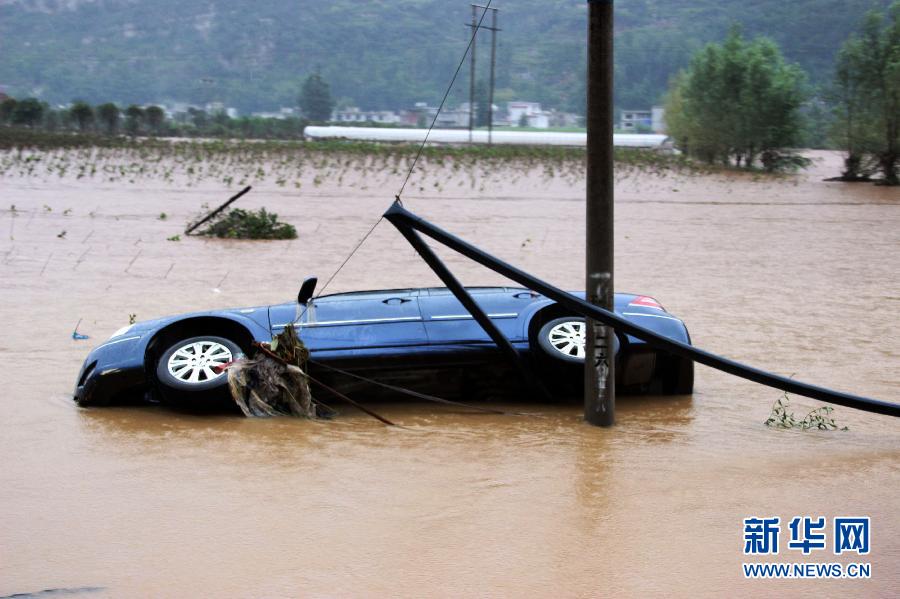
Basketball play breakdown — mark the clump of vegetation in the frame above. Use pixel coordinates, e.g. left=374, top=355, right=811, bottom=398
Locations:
left=665, top=26, right=809, bottom=172
left=227, top=324, right=317, bottom=418
left=198, top=207, right=297, bottom=240
left=829, top=2, right=900, bottom=185
left=765, top=392, right=848, bottom=431
left=166, top=234, right=181, bottom=242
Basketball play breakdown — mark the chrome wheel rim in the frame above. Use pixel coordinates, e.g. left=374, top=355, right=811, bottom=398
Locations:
left=167, top=340, right=233, bottom=384
left=547, top=321, right=585, bottom=359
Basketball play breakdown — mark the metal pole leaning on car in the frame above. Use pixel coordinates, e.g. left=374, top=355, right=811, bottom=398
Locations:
left=393, top=222, right=553, bottom=402
left=383, top=202, right=900, bottom=418
left=585, top=0, right=615, bottom=426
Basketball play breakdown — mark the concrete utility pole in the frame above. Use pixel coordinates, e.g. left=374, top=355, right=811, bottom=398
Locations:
left=468, top=5, right=501, bottom=145
left=585, top=0, right=615, bottom=426
left=468, top=4, right=478, bottom=143
left=487, top=7, right=499, bottom=145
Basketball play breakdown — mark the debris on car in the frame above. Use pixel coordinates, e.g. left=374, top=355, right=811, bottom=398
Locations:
left=226, top=325, right=318, bottom=418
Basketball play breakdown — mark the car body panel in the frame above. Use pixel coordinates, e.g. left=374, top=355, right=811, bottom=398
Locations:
left=74, top=287, right=691, bottom=406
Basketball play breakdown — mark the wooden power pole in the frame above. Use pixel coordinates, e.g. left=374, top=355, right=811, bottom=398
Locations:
left=585, top=0, right=615, bottom=426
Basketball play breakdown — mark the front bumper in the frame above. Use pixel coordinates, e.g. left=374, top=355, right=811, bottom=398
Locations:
left=73, top=334, right=149, bottom=406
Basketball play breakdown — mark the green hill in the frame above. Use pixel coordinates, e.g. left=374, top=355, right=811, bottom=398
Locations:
left=0, top=0, right=891, bottom=113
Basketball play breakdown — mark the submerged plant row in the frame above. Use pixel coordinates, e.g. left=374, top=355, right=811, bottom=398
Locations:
left=0, top=129, right=710, bottom=190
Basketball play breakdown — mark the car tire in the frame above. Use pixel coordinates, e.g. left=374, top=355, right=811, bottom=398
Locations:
left=660, top=355, right=694, bottom=395
left=536, top=317, right=620, bottom=363
left=155, top=335, right=243, bottom=409
left=537, top=317, right=588, bottom=363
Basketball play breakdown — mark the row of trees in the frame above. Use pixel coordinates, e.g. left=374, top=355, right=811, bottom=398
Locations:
left=665, top=2, right=899, bottom=183
left=0, top=97, right=310, bottom=140
left=0, top=74, right=333, bottom=137
left=0, top=98, right=167, bottom=135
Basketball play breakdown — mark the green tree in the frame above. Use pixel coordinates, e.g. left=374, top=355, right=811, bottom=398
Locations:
left=187, top=107, right=207, bottom=130
left=43, top=108, right=60, bottom=131
left=69, top=101, right=94, bottom=132
left=299, top=72, right=334, bottom=122
left=11, top=97, right=44, bottom=127
left=145, top=105, right=165, bottom=135
left=97, top=102, right=120, bottom=134
left=831, top=2, right=900, bottom=185
left=124, top=104, right=144, bottom=135
left=0, top=97, right=16, bottom=124
left=665, top=27, right=808, bottom=171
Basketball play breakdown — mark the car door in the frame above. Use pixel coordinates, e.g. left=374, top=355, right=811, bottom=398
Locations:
left=292, top=289, right=427, bottom=351
left=418, top=287, right=532, bottom=345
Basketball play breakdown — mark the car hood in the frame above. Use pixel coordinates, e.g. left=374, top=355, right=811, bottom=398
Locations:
left=105, top=305, right=271, bottom=340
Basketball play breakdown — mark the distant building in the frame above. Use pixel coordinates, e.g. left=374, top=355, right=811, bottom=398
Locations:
left=434, top=108, right=469, bottom=128
left=620, top=109, right=651, bottom=131
left=506, top=102, right=550, bottom=128
left=548, top=110, right=583, bottom=128
left=250, top=107, right=298, bottom=120
left=399, top=102, right=438, bottom=127
left=620, top=106, right=666, bottom=133
left=332, top=107, right=401, bottom=124
left=651, top=106, right=666, bottom=133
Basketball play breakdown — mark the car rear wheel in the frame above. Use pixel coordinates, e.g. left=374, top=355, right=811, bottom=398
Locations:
left=155, top=335, right=243, bottom=409
left=537, top=317, right=620, bottom=363
left=537, top=317, right=587, bottom=363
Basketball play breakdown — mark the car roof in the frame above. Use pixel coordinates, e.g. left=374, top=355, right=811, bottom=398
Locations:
left=317, top=286, right=520, bottom=299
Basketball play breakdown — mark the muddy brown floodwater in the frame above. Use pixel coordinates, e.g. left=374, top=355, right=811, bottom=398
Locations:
left=0, top=150, right=898, bottom=597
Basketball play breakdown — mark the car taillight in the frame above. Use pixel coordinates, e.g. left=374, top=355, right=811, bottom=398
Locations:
left=628, top=296, right=665, bottom=311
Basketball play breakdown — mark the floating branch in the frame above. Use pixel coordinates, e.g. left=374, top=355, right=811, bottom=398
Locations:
left=185, top=185, right=252, bottom=235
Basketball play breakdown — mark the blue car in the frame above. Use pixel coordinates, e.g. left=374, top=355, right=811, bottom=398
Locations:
left=73, top=279, right=693, bottom=409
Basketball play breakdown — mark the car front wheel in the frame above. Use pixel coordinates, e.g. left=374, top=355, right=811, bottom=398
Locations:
left=155, top=335, right=243, bottom=408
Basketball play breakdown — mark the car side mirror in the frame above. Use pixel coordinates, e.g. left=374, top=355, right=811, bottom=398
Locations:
left=297, top=276, right=318, bottom=306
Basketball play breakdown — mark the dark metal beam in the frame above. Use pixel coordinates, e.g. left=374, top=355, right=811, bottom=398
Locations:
left=390, top=220, right=551, bottom=401
left=383, top=201, right=900, bottom=418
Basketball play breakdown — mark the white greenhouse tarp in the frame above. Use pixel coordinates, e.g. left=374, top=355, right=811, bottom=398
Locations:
left=303, top=126, right=668, bottom=148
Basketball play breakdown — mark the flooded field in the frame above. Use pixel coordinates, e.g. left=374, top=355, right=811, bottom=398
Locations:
left=1, top=150, right=898, bottom=597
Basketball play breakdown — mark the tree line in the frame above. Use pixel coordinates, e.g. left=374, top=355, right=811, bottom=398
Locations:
left=0, top=98, right=311, bottom=140
left=665, top=2, right=899, bottom=184
left=0, top=72, right=332, bottom=139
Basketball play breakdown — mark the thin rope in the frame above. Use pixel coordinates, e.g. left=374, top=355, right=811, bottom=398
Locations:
left=309, top=359, right=539, bottom=417
left=396, top=0, right=493, bottom=199
left=314, top=216, right=383, bottom=299
left=308, top=2, right=493, bottom=304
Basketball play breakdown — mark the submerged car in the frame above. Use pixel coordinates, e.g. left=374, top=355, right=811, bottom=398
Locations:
left=74, top=278, right=693, bottom=409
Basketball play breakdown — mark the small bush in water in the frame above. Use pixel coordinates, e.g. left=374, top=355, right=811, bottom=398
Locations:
left=200, top=207, right=297, bottom=240
left=765, top=393, right=848, bottom=431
